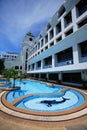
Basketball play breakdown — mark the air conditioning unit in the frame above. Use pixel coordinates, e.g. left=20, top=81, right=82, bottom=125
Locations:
left=66, top=60, right=72, bottom=65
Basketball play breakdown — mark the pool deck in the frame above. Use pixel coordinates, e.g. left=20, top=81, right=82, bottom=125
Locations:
left=0, top=85, right=87, bottom=130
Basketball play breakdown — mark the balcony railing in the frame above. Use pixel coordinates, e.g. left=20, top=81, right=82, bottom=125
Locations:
left=43, top=64, right=52, bottom=69
left=79, top=55, right=87, bottom=63
left=55, top=59, right=73, bottom=67
left=36, top=67, right=41, bottom=70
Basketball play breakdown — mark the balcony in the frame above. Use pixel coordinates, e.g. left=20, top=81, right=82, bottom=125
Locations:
left=55, top=47, right=73, bottom=67
left=64, top=12, right=72, bottom=28
left=58, top=5, right=65, bottom=18
left=41, top=39, right=44, bottom=47
left=43, top=56, right=52, bottom=69
left=56, top=22, right=61, bottom=35
left=56, top=36, right=62, bottom=43
left=50, top=29, right=54, bottom=40
left=76, top=0, right=87, bottom=17
left=31, top=64, right=35, bottom=71
left=45, top=35, right=48, bottom=44
left=36, top=61, right=41, bottom=70
left=79, top=40, right=87, bottom=62
left=55, top=59, right=73, bottom=67
left=78, top=18, right=87, bottom=29
left=65, top=28, right=73, bottom=37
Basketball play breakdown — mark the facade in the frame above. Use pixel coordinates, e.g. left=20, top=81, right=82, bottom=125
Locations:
left=11, top=54, right=22, bottom=71
left=1, top=0, right=87, bottom=87
left=1, top=52, right=19, bottom=69
left=1, top=52, right=18, bottom=62
left=25, top=0, right=87, bottom=87
left=21, top=32, right=35, bottom=74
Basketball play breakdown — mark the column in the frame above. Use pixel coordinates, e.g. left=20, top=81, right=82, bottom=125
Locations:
left=72, top=6, right=78, bottom=32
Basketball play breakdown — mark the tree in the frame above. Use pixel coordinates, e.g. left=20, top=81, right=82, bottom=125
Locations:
left=3, top=69, right=18, bottom=88
left=3, top=69, right=11, bottom=82
left=10, top=69, right=18, bottom=87
left=0, top=59, right=5, bottom=74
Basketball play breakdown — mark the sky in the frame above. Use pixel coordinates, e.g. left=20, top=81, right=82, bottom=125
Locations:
left=0, top=0, right=65, bottom=55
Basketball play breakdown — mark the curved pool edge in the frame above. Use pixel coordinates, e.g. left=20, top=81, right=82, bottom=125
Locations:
left=0, top=88, right=87, bottom=122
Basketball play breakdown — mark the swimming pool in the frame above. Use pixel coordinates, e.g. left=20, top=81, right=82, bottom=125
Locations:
left=6, top=79, right=85, bottom=112
left=0, top=79, right=87, bottom=121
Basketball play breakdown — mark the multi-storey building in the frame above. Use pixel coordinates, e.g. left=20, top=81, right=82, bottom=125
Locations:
left=24, top=0, right=87, bottom=87
left=21, top=32, right=35, bottom=74
left=1, top=52, right=18, bottom=62
left=1, top=52, right=19, bottom=69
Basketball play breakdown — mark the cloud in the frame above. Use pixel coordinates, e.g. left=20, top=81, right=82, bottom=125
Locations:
left=0, top=0, right=65, bottom=53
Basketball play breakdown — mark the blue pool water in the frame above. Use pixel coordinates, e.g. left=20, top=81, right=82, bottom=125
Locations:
left=0, top=79, right=6, bottom=82
left=6, top=79, right=85, bottom=112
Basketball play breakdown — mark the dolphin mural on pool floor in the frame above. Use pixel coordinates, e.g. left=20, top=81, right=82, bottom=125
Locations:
left=40, top=97, right=70, bottom=107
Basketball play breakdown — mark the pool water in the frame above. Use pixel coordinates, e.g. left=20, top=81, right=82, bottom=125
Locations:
left=6, top=79, right=85, bottom=112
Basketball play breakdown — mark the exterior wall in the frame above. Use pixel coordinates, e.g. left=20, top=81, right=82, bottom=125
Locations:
left=2, top=52, right=19, bottom=69
left=26, top=0, right=87, bottom=85
left=27, top=25, right=87, bottom=73
left=11, top=55, right=22, bottom=71
left=21, top=32, right=35, bottom=74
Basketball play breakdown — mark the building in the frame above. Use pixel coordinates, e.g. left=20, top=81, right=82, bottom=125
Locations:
left=21, top=32, right=35, bottom=74
left=23, top=0, right=87, bottom=87
left=1, top=52, right=18, bottom=62
left=1, top=52, right=19, bottom=69
left=2, top=0, right=87, bottom=87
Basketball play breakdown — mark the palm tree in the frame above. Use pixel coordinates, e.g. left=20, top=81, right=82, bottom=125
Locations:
left=10, top=69, right=18, bottom=88
left=3, top=69, right=18, bottom=88
left=3, top=69, right=11, bottom=83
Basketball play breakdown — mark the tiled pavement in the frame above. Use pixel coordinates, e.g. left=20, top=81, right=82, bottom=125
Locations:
left=0, top=112, right=87, bottom=130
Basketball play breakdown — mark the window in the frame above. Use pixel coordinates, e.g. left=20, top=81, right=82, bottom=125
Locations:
left=65, top=28, right=73, bottom=37
left=79, top=40, right=87, bottom=57
left=39, top=34, right=42, bottom=39
left=45, top=35, right=48, bottom=44
left=32, top=63, right=35, bottom=70
left=50, top=29, right=54, bottom=40
left=26, top=51, right=28, bottom=59
left=49, top=73, right=58, bottom=81
left=78, top=18, right=87, bottom=28
left=58, top=6, right=65, bottom=18
left=29, top=38, right=32, bottom=41
left=50, top=42, right=54, bottom=47
left=62, top=72, right=82, bottom=83
left=41, top=49, right=43, bottom=53
left=15, top=66, right=19, bottom=70
left=64, top=12, right=72, bottom=28
left=56, top=22, right=61, bottom=34
left=56, top=47, right=73, bottom=63
left=37, top=61, right=41, bottom=69
left=41, top=39, right=44, bottom=47
left=45, top=46, right=48, bottom=50
left=47, top=23, right=51, bottom=30
left=20, top=66, right=22, bottom=70
left=37, top=52, right=40, bottom=55
left=41, top=74, right=46, bottom=80
left=56, top=36, right=62, bottom=43
left=44, top=56, right=52, bottom=67
left=76, top=0, right=87, bottom=17
left=38, top=42, right=40, bottom=50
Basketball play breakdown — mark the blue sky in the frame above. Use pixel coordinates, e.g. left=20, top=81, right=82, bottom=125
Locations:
left=0, top=0, right=65, bottom=54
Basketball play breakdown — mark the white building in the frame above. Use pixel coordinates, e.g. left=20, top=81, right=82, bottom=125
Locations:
left=1, top=52, right=19, bottom=69
left=2, top=0, right=87, bottom=87
left=21, top=32, right=35, bottom=74
left=24, top=0, right=87, bottom=87
left=1, top=52, right=18, bottom=62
